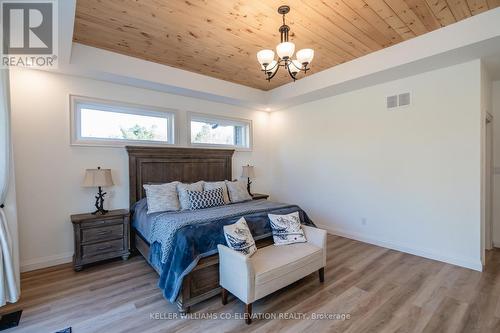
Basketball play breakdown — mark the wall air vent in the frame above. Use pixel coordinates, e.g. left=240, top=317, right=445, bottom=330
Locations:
left=386, top=95, right=398, bottom=109
left=399, top=92, right=411, bottom=107
left=387, top=92, right=411, bottom=110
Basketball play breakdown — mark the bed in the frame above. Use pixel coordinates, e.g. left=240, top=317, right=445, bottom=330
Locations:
left=127, top=146, right=314, bottom=313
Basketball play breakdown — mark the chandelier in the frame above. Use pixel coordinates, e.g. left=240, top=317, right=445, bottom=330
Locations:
left=257, top=5, right=314, bottom=82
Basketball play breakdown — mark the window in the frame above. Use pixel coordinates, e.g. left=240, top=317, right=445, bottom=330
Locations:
left=71, top=96, right=176, bottom=147
left=188, top=113, right=252, bottom=149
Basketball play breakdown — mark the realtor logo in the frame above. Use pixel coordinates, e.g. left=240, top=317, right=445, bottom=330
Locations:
left=1, top=0, right=58, bottom=67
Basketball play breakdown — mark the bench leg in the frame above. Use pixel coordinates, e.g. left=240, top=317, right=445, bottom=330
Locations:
left=245, top=303, right=252, bottom=325
left=319, top=268, right=325, bottom=283
left=221, top=287, right=228, bottom=305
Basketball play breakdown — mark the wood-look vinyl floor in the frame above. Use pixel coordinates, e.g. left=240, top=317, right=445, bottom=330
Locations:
left=3, top=234, right=500, bottom=333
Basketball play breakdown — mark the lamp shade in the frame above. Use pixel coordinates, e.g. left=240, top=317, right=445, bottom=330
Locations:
left=257, top=49, right=275, bottom=66
left=290, top=60, right=302, bottom=74
left=241, top=165, right=255, bottom=178
left=296, top=48, right=314, bottom=65
left=82, top=168, right=114, bottom=187
left=276, top=42, right=295, bottom=59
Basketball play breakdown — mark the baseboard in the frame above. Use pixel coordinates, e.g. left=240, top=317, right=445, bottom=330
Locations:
left=317, top=224, right=483, bottom=272
left=20, top=252, right=73, bottom=272
left=20, top=228, right=483, bottom=273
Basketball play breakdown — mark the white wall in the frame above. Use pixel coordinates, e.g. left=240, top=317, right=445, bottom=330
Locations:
left=9, top=69, right=271, bottom=272
left=269, top=60, right=483, bottom=270
left=9, top=61, right=488, bottom=272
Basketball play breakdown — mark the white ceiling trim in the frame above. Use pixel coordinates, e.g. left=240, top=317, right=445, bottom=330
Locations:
left=66, top=43, right=267, bottom=109
left=47, top=2, right=500, bottom=112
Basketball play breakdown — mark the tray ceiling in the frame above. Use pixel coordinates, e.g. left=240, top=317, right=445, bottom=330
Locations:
left=74, top=0, right=499, bottom=91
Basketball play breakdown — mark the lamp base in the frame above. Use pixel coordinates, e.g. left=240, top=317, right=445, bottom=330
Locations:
left=91, top=209, right=109, bottom=215
left=247, top=177, right=253, bottom=196
left=92, top=186, right=108, bottom=215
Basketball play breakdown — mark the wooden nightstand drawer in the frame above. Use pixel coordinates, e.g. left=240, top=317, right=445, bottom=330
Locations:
left=80, top=218, right=123, bottom=228
left=82, top=239, right=124, bottom=258
left=82, top=224, right=123, bottom=243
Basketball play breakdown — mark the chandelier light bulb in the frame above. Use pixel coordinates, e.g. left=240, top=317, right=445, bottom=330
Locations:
left=296, top=48, right=314, bottom=65
left=276, top=42, right=295, bottom=60
left=257, top=49, right=275, bottom=66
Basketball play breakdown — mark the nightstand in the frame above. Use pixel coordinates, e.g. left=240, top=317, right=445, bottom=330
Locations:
left=71, top=209, right=130, bottom=271
left=251, top=193, right=269, bottom=200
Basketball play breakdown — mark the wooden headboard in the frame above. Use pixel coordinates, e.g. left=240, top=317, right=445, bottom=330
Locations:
left=126, top=146, right=234, bottom=207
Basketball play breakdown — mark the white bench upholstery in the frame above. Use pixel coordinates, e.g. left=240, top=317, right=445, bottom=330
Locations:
left=218, top=225, right=327, bottom=324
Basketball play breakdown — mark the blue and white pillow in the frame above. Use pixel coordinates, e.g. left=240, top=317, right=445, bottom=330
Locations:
left=204, top=181, right=230, bottom=204
left=187, top=187, right=225, bottom=210
left=223, top=217, right=257, bottom=256
left=268, top=212, right=307, bottom=246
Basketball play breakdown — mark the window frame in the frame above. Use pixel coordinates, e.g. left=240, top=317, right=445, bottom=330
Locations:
left=187, top=112, right=253, bottom=151
left=70, top=95, right=177, bottom=147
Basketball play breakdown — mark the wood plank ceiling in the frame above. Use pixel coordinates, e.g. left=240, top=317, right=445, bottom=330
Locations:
left=74, top=0, right=500, bottom=91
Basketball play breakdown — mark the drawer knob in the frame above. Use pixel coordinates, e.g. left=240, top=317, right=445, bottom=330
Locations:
left=97, top=230, right=112, bottom=235
left=97, top=245, right=113, bottom=251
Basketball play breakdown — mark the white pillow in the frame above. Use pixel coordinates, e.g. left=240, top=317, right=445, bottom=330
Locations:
left=225, top=180, right=252, bottom=203
left=268, top=211, right=307, bottom=246
left=177, top=181, right=204, bottom=210
left=204, top=181, right=230, bottom=204
left=143, top=182, right=180, bottom=214
left=223, top=217, right=257, bottom=257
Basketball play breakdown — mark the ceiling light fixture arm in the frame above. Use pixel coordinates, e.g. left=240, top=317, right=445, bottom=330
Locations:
left=262, top=59, right=310, bottom=82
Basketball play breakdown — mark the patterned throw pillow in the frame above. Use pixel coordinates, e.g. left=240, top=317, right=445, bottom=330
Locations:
left=225, top=180, right=252, bottom=203
left=177, top=181, right=204, bottom=210
left=223, top=217, right=257, bottom=256
left=204, top=181, right=230, bottom=204
left=268, top=211, right=307, bottom=246
left=187, top=188, right=225, bottom=210
left=143, top=182, right=180, bottom=214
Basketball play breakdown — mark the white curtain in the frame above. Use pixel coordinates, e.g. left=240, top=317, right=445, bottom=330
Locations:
left=0, top=69, right=19, bottom=306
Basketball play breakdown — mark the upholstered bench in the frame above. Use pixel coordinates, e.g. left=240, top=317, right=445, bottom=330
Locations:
left=217, top=225, right=327, bottom=324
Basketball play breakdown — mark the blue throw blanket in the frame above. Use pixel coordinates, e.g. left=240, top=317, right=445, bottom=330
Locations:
left=146, top=200, right=315, bottom=303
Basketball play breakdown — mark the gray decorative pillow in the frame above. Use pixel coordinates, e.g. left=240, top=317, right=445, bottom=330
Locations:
left=177, top=181, right=204, bottom=210
left=188, top=188, right=225, bottom=210
left=143, top=182, right=180, bottom=214
left=204, top=181, right=230, bottom=204
left=223, top=217, right=257, bottom=257
left=268, top=211, right=307, bottom=246
left=225, top=180, right=252, bottom=203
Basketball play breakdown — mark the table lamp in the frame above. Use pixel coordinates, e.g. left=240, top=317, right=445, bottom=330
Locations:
left=241, top=165, right=255, bottom=195
left=82, top=167, right=114, bottom=215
